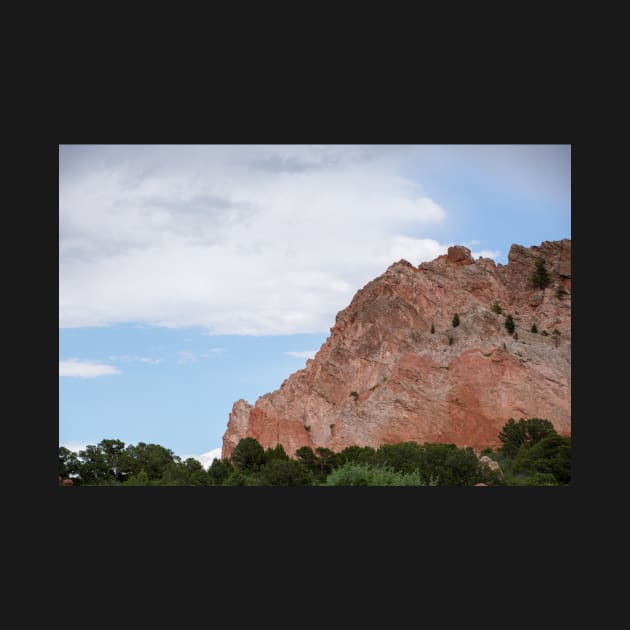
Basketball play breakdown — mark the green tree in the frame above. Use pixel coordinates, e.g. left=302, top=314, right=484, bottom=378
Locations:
left=452, top=313, right=460, bottom=327
left=208, top=458, right=233, bottom=485
left=531, top=323, right=538, bottom=333
left=531, top=257, right=551, bottom=289
left=124, top=442, right=177, bottom=481
left=231, top=437, right=265, bottom=472
left=431, top=323, right=435, bottom=334
left=492, top=301, right=502, bottom=314
left=259, top=459, right=313, bottom=486
left=555, top=285, right=567, bottom=299
left=513, top=434, right=571, bottom=484
left=337, top=445, right=378, bottom=467
left=58, top=446, right=81, bottom=480
left=376, top=442, right=423, bottom=474
left=265, top=443, right=289, bottom=463
left=505, top=314, right=515, bottom=335
left=295, top=446, right=319, bottom=473
left=498, top=418, right=557, bottom=457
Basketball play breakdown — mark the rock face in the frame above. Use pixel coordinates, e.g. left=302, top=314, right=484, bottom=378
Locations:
left=222, top=239, right=571, bottom=459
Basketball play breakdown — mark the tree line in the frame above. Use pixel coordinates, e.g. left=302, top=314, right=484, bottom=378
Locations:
left=59, top=418, right=570, bottom=486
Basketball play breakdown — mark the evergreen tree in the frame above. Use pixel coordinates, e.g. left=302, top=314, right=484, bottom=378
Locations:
left=531, top=323, right=538, bottom=333
left=452, top=313, right=460, bottom=327
left=505, top=314, right=515, bottom=334
left=431, top=323, right=435, bottom=334
left=531, top=257, right=551, bottom=289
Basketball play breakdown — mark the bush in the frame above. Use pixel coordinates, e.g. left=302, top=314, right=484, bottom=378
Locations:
left=325, top=462, right=427, bottom=486
left=505, top=314, right=515, bottom=335
left=541, top=330, right=549, bottom=336
left=431, top=323, right=435, bottom=334
left=452, top=313, right=460, bottom=327
left=259, top=459, right=314, bottom=486
left=531, top=257, right=551, bottom=289
left=448, top=335, right=454, bottom=346
left=350, top=391, right=359, bottom=399
left=492, top=301, right=502, bottom=314
left=531, top=323, right=538, bottom=333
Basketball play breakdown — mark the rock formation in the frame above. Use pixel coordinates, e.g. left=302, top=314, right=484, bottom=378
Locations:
left=222, top=239, right=571, bottom=458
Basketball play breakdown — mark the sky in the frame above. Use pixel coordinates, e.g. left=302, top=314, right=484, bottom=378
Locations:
left=59, top=144, right=571, bottom=465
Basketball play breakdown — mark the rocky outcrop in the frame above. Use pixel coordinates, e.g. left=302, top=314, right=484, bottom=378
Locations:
left=479, top=455, right=504, bottom=479
left=221, top=239, right=571, bottom=458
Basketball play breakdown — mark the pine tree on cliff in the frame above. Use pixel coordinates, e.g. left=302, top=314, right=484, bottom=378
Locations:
left=531, top=257, right=551, bottom=289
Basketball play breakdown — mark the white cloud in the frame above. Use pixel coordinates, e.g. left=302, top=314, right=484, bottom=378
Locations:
left=109, top=355, right=162, bottom=364
left=60, top=145, right=452, bottom=335
left=284, top=350, right=318, bottom=359
left=180, top=447, right=222, bottom=468
left=59, top=359, right=121, bottom=378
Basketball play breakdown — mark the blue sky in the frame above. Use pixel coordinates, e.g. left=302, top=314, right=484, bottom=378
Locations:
left=59, top=144, right=571, bottom=464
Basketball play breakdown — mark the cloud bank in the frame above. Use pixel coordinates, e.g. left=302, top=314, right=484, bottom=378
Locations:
left=59, top=145, right=495, bottom=335
left=60, top=359, right=121, bottom=378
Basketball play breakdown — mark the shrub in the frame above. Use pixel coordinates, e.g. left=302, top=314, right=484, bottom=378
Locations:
left=448, top=335, right=454, bottom=346
left=350, top=391, right=359, bottom=399
left=541, top=330, right=549, bottom=336
left=531, top=257, right=551, bottom=289
left=452, top=313, right=460, bottom=327
left=325, top=462, right=427, bottom=486
left=431, top=323, right=435, bottom=334
left=531, top=323, right=538, bottom=333
left=492, top=301, right=503, bottom=314
left=505, top=314, right=515, bottom=334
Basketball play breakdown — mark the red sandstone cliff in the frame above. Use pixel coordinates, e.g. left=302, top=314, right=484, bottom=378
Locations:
left=222, top=239, right=571, bottom=458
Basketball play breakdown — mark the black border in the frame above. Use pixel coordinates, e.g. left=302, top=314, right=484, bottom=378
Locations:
left=44, top=98, right=584, bottom=569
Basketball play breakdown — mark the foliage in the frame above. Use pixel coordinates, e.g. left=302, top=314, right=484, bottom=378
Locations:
left=375, top=442, right=424, bottom=474
left=431, top=323, right=435, bottom=334
left=265, top=443, right=289, bottom=463
left=498, top=418, right=557, bottom=458
left=513, top=434, right=571, bottom=484
left=231, top=437, right=266, bottom=472
left=491, top=301, right=502, bottom=314
left=337, top=445, right=378, bottom=467
left=208, top=458, right=234, bottom=485
left=541, top=330, right=549, bottom=336
left=531, top=257, right=551, bottom=289
left=531, top=323, right=538, bottom=333
left=325, top=462, right=427, bottom=486
left=452, top=313, right=460, bottom=327
left=448, top=334, right=454, bottom=346
left=555, top=284, right=567, bottom=299
left=58, top=446, right=81, bottom=480
left=259, top=459, right=313, bottom=486
left=505, top=314, right=515, bottom=335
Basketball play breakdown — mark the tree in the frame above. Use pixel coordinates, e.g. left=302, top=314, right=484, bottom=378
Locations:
left=531, top=257, right=551, bottom=289
left=58, top=446, right=81, bottom=480
left=513, top=434, right=571, bottom=484
left=208, top=458, right=233, bottom=485
left=123, top=442, right=177, bottom=481
left=231, top=437, right=265, bottom=472
left=376, top=442, right=423, bottom=474
left=505, top=314, right=515, bottom=335
left=259, top=459, right=313, bottom=486
left=492, top=301, right=502, bottom=314
left=265, top=443, right=289, bottom=463
left=452, top=313, right=460, bottom=327
left=498, top=418, right=557, bottom=457
left=555, top=285, right=567, bottom=299
left=531, top=323, right=538, bottom=333
left=295, top=446, right=318, bottom=472
left=431, top=323, right=435, bottom=334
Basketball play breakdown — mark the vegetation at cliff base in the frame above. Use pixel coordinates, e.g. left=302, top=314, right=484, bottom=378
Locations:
left=59, top=418, right=570, bottom=486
